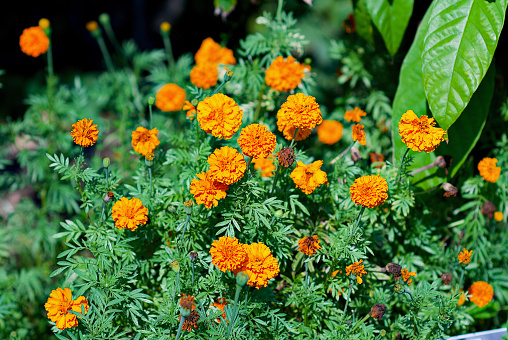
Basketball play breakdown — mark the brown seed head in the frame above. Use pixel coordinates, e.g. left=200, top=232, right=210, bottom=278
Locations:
left=369, top=303, right=387, bottom=320
left=441, top=273, right=452, bottom=285
left=277, top=147, right=295, bottom=167
left=442, top=183, right=458, bottom=197
left=434, top=156, right=446, bottom=168
left=385, top=262, right=402, bottom=281
left=180, top=294, right=196, bottom=310
left=480, top=201, right=496, bottom=218
left=182, top=310, right=199, bottom=331
left=189, top=251, right=198, bottom=262
left=350, top=147, right=361, bottom=162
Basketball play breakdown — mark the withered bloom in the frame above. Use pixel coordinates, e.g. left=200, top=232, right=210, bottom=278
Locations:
left=182, top=310, right=199, bottom=331
left=480, top=201, right=496, bottom=218
left=277, top=147, right=295, bottom=167
left=441, top=273, right=452, bottom=285
left=350, top=147, right=361, bottom=162
left=189, top=251, right=198, bottom=262
left=442, top=183, right=458, bottom=197
left=180, top=294, right=196, bottom=311
left=385, top=262, right=402, bottom=281
left=369, top=303, right=387, bottom=321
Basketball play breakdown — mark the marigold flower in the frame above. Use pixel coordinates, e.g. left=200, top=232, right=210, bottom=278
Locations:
left=197, top=93, right=243, bottom=139
left=182, top=310, right=199, bottom=331
left=349, top=175, right=388, bottom=208
left=155, top=83, right=186, bottom=112
left=238, top=124, right=277, bottom=159
left=236, top=243, right=280, bottom=289
left=457, top=289, right=466, bottom=306
left=494, top=211, right=503, bottom=222
left=344, top=107, right=367, bottom=123
left=352, top=124, right=366, bottom=146
left=207, top=146, right=246, bottom=185
left=253, top=154, right=276, bottom=178
left=468, top=281, right=494, bottom=308
left=131, top=126, right=160, bottom=157
left=265, top=56, right=305, bottom=92
left=183, top=100, right=196, bottom=120
left=20, top=26, right=49, bottom=57
left=190, top=171, right=229, bottom=209
left=398, top=110, right=446, bottom=153
left=401, top=268, right=416, bottom=285
left=210, top=236, right=247, bottom=272
left=195, top=37, right=236, bottom=66
left=86, top=21, right=99, bottom=32
left=44, top=288, right=89, bottom=330
left=111, top=197, right=148, bottom=231
left=180, top=294, right=196, bottom=310
left=317, top=120, right=343, bottom=145
left=277, top=108, right=312, bottom=141
left=477, top=157, right=501, bottom=183
left=369, top=153, right=384, bottom=168
left=290, top=160, right=328, bottom=195
left=190, top=63, right=219, bottom=89
left=210, top=298, right=228, bottom=323
left=70, top=118, right=99, bottom=147
left=298, top=235, right=322, bottom=256
left=345, top=259, right=367, bottom=284
left=458, top=248, right=473, bottom=265
left=277, top=93, right=322, bottom=131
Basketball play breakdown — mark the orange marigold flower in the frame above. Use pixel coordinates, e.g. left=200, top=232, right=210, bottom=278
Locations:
left=190, top=171, right=229, bottom=209
left=457, top=291, right=466, bottom=306
left=182, top=310, right=199, bottom=331
left=468, top=281, right=494, bottom=308
left=236, top=242, right=279, bottom=289
left=458, top=248, right=473, bottom=265
left=349, top=175, right=388, bottom=208
left=180, top=294, right=196, bottom=310
left=369, top=152, right=385, bottom=168
left=197, top=93, right=243, bottom=139
left=44, top=288, right=89, bottom=330
left=298, top=235, right=322, bottom=256
left=346, top=260, right=367, bottom=284
left=317, top=120, right=343, bottom=145
left=210, top=298, right=228, bottom=323
left=195, top=37, right=236, bottom=66
left=265, top=56, right=305, bottom=92
left=277, top=107, right=312, bottom=141
left=290, top=160, right=328, bottom=195
left=155, top=83, right=186, bottom=112
left=207, top=146, right=246, bottom=185
left=190, top=63, right=219, bottom=89
left=477, top=157, right=501, bottom=183
left=70, top=118, right=99, bottom=147
left=111, top=197, right=148, bottom=231
left=398, top=110, right=446, bottom=153
left=344, top=107, right=367, bottom=123
left=131, top=127, right=160, bottom=157
left=210, top=236, right=247, bottom=272
left=277, top=93, right=322, bottom=131
left=20, top=26, right=49, bottom=57
left=237, top=124, right=277, bottom=159
left=352, top=124, right=366, bottom=146
left=494, top=211, right=503, bottom=222
left=401, top=268, right=416, bottom=285
left=253, top=154, right=276, bottom=178
left=183, top=100, right=196, bottom=120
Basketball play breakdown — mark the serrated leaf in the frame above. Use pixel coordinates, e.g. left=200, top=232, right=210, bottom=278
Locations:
left=364, top=0, right=414, bottom=56
left=421, top=0, right=508, bottom=130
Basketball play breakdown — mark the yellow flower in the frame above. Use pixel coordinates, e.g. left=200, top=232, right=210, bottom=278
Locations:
left=349, top=175, right=388, bottom=208
left=398, top=110, right=446, bottom=153
left=477, top=157, right=501, bottom=183
left=352, top=124, right=366, bottom=146
left=276, top=108, right=312, bottom=141
left=317, top=120, right=343, bottom=145
left=457, top=289, right=466, bottom=306
left=197, top=93, right=243, bottom=139
left=401, top=268, right=416, bottom=285
left=44, top=288, right=89, bottom=330
left=155, top=83, right=186, bottom=112
left=345, top=260, right=367, bottom=284
left=494, top=211, right=503, bottom=222
left=160, top=22, right=171, bottom=32
left=70, top=118, right=99, bottom=147
left=210, top=236, right=248, bottom=272
left=237, top=124, right=277, bottom=159
left=131, top=127, right=160, bottom=157
left=458, top=248, right=473, bottom=265
left=298, top=235, right=322, bottom=256
left=344, top=107, right=366, bottom=123
left=190, top=63, right=219, bottom=89
left=253, top=155, right=276, bottom=178
left=265, top=56, right=305, bottom=92
left=39, top=18, right=50, bottom=30
left=111, top=197, right=148, bottom=231
left=183, top=100, right=196, bottom=120
left=195, top=37, right=236, bottom=66
left=20, top=26, right=49, bottom=57
left=290, top=160, right=328, bottom=195
left=236, top=243, right=280, bottom=289
left=468, top=281, right=494, bottom=308
left=190, top=171, right=229, bottom=209
left=207, top=146, right=246, bottom=185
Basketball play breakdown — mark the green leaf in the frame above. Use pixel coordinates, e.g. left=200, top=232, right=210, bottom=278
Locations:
left=421, top=0, right=508, bottom=130
left=364, top=0, right=414, bottom=56
left=354, top=0, right=374, bottom=45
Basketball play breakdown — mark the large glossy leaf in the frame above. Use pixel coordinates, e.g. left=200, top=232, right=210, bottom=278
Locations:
left=355, top=0, right=374, bottom=45
left=364, top=0, right=414, bottom=56
left=421, top=0, right=507, bottom=131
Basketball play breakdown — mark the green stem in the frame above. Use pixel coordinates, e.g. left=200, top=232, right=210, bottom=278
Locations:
left=270, top=165, right=281, bottom=194
left=212, top=80, right=227, bottom=96
left=455, top=267, right=465, bottom=297
left=195, top=119, right=200, bottom=151
left=227, top=284, right=243, bottom=339
left=246, top=156, right=254, bottom=172
left=341, top=278, right=354, bottom=324
left=148, top=166, right=153, bottom=198
left=96, top=34, right=115, bottom=73
left=149, top=102, right=153, bottom=130
left=352, top=206, right=366, bottom=234
left=175, top=315, right=185, bottom=340
left=162, top=33, right=175, bottom=69
left=105, top=167, right=109, bottom=189
left=191, top=261, right=195, bottom=287
left=253, top=84, right=266, bottom=122
left=396, top=148, right=410, bottom=184
left=304, top=261, right=309, bottom=289
left=330, top=141, right=356, bottom=165
left=276, top=0, right=284, bottom=22
left=289, top=128, right=299, bottom=149
left=181, top=214, right=191, bottom=241
left=103, top=21, right=125, bottom=63
left=173, top=272, right=180, bottom=299
left=46, top=38, right=56, bottom=123
left=351, top=313, right=371, bottom=332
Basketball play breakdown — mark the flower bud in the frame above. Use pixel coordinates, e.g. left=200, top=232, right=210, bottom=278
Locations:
left=441, top=273, right=452, bottom=285
left=369, top=303, right=387, bottom=321
left=98, top=13, right=110, bottom=25
left=494, top=211, right=503, bottom=222
left=148, top=96, right=155, bottom=105
left=442, top=182, right=458, bottom=197
left=274, top=210, right=284, bottom=218
left=103, top=157, right=110, bottom=168
left=350, top=147, right=361, bottom=162
left=223, top=68, right=234, bottom=83
left=145, top=157, right=153, bottom=166
left=39, top=18, right=50, bottom=30
left=277, top=147, right=295, bottom=167
left=160, top=21, right=171, bottom=32
left=236, top=271, right=250, bottom=286
left=180, top=306, right=192, bottom=317
left=380, top=330, right=386, bottom=336
left=170, top=260, right=180, bottom=273
left=86, top=21, right=100, bottom=37
left=189, top=251, right=198, bottom=262
left=191, top=98, right=199, bottom=106
left=393, top=283, right=403, bottom=292
left=184, top=200, right=194, bottom=215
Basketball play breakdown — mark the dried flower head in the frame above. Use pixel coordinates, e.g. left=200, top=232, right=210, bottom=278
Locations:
left=369, top=303, right=387, bottom=321
left=207, top=146, right=246, bottom=185
left=385, top=262, right=402, bottom=281
left=277, top=93, right=322, bottom=131
left=70, top=118, right=99, bottom=147
left=468, top=281, right=494, bottom=308
left=195, top=37, right=236, bottom=66
left=190, top=63, right=219, bottom=89
left=182, top=310, right=199, bottom=331
left=155, top=83, right=186, bottom=112
left=478, top=157, right=501, bottom=183
left=481, top=201, right=496, bottom=218
left=197, top=93, right=243, bottom=139
left=401, top=268, right=416, bottom=285
left=252, top=154, right=276, bottom=178
left=317, top=120, right=343, bottom=145
left=238, top=124, right=277, bottom=159
left=277, top=147, right=296, bottom=167
left=44, top=288, right=89, bottom=330
left=345, top=260, right=367, bottom=284
left=20, top=26, right=49, bottom=57
left=111, top=197, right=148, bottom=231
left=349, top=175, right=388, bottom=208
left=236, top=243, right=280, bottom=289
left=190, top=171, right=229, bottom=209
left=344, top=107, right=367, bottom=123
left=441, top=273, right=452, bottom=285
left=265, top=56, right=305, bottom=92
left=398, top=110, right=446, bottom=153
left=183, top=100, right=196, bottom=120
left=180, top=294, right=196, bottom=311
left=210, top=236, right=247, bottom=272
left=189, top=251, right=198, bottom=261
left=494, top=211, right=503, bottom=222
left=131, top=127, right=160, bottom=157
left=352, top=124, right=366, bottom=146
left=298, top=235, right=322, bottom=256
left=442, top=183, right=458, bottom=197
left=290, top=160, right=328, bottom=195
left=458, top=248, right=473, bottom=265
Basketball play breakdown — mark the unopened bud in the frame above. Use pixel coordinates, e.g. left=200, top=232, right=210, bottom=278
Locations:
left=350, top=147, right=361, bottom=162
left=180, top=306, right=192, bottom=317
left=380, top=330, right=386, bottom=336
left=103, top=157, right=110, bottom=168
left=189, top=251, right=198, bottom=262
left=39, top=18, right=50, bottom=30
left=148, top=97, right=155, bottom=105
left=98, top=13, right=110, bottom=25
left=277, top=147, right=295, bottom=167
left=104, top=191, right=114, bottom=203
left=223, top=68, right=233, bottom=82
left=369, top=303, right=387, bottom=321
left=441, top=273, right=452, bottom=285
left=86, top=21, right=100, bottom=36
left=170, top=260, right=180, bottom=273
left=191, top=98, right=199, bottom=106
left=236, top=271, right=250, bottom=286
left=442, top=182, right=458, bottom=197
left=160, top=21, right=171, bottom=32
left=393, top=283, right=403, bottom=292
left=184, top=200, right=194, bottom=215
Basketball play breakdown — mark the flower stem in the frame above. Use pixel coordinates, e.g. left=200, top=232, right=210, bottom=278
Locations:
left=173, top=272, right=180, bottom=300
left=270, top=164, right=281, bottom=194
left=149, top=101, right=154, bottom=130
left=162, top=33, right=175, bottom=69
left=351, top=313, right=371, bottom=332
left=341, top=278, right=354, bottom=324
left=289, top=128, right=299, bottom=149
left=195, top=119, right=200, bottom=151
left=246, top=156, right=254, bottom=172
left=96, top=33, right=115, bottom=74
left=276, top=0, right=284, bottom=22
left=191, top=261, right=195, bottom=287
left=455, top=267, right=465, bottom=297
left=352, top=206, right=366, bottom=234
left=396, top=148, right=411, bottom=184
left=304, top=261, right=309, bottom=289
left=330, top=141, right=355, bottom=165
left=103, top=20, right=126, bottom=63
left=46, top=38, right=56, bottom=123
left=175, top=315, right=185, bottom=340
left=181, top=214, right=191, bottom=241
left=227, top=284, right=243, bottom=339
left=148, top=166, right=153, bottom=198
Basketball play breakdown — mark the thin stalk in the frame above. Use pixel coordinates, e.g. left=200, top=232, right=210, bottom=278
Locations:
left=455, top=267, right=465, bottom=297
left=351, top=313, right=371, bottom=332
left=341, top=279, right=354, bottom=324
left=191, top=261, right=195, bottom=287
left=173, top=272, right=180, bottom=299
left=148, top=166, right=153, bottom=198
left=330, top=141, right=356, bottom=165
left=212, top=80, right=227, bottom=96
left=396, top=148, right=411, bottom=184
left=103, top=21, right=125, bottom=62
left=270, top=165, right=281, bottom=194
left=175, top=315, right=185, bottom=340
left=253, top=84, right=266, bottom=122
left=195, top=119, right=200, bottom=151
left=276, top=0, right=284, bottom=22
left=96, top=34, right=115, bottom=73
left=181, top=214, right=191, bottom=240
left=246, top=156, right=254, bottom=172
left=227, top=284, right=243, bottom=339
left=289, top=128, right=299, bottom=149
left=410, top=162, right=436, bottom=176
left=105, top=167, right=109, bottom=189
left=304, top=261, right=309, bottom=289
left=352, top=206, right=366, bottom=234
left=46, top=38, right=56, bottom=123
left=101, top=201, right=106, bottom=221
left=162, top=33, right=175, bottom=68
left=149, top=101, right=154, bottom=130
